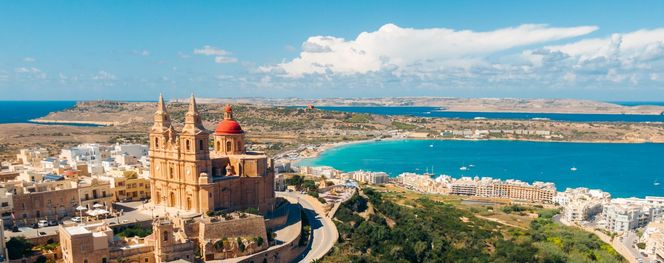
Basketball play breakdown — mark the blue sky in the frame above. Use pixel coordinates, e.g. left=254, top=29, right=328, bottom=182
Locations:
left=1, top=0, right=663, bottom=100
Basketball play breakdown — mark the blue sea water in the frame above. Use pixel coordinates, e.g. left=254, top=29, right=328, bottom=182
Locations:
left=317, top=106, right=664, bottom=123
left=299, top=140, right=664, bottom=198
left=611, top=101, right=664, bottom=107
left=0, top=101, right=80, bottom=124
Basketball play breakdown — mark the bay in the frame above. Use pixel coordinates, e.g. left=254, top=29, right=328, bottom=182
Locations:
left=299, top=139, right=664, bottom=198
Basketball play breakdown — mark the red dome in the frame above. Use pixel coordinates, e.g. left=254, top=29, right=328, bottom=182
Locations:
left=215, top=119, right=244, bottom=134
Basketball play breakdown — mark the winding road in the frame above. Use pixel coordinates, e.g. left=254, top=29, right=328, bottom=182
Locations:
left=277, top=191, right=339, bottom=263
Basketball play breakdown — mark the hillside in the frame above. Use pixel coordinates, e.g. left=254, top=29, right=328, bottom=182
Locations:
left=324, top=187, right=624, bottom=263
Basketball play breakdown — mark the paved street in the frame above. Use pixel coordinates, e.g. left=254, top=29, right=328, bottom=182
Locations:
left=277, top=191, right=339, bottom=263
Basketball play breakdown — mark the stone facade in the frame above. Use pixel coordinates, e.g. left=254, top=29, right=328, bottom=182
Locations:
left=149, top=95, right=275, bottom=214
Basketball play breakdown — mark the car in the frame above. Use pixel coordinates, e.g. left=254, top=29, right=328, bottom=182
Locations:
left=31, top=223, right=39, bottom=229
left=48, top=220, right=58, bottom=226
left=11, top=226, right=20, bottom=232
left=37, top=220, right=48, bottom=228
left=71, top=217, right=82, bottom=223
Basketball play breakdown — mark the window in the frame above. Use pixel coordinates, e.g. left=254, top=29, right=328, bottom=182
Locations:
left=226, top=141, right=232, bottom=152
left=186, top=140, right=191, bottom=151
left=216, top=141, right=220, bottom=151
left=163, top=231, right=169, bottom=241
left=169, top=167, right=174, bottom=179
left=155, top=138, right=159, bottom=148
left=199, top=140, right=204, bottom=151
left=1, top=202, right=7, bottom=207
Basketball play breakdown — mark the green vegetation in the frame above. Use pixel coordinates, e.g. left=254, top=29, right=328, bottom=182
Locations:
left=115, top=225, right=153, bottom=238
left=7, top=236, right=34, bottom=260
left=237, top=237, right=246, bottom=252
left=345, top=113, right=373, bottom=123
left=299, top=209, right=312, bottom=247
left=255, top=236, right=264, bottom=247
left=501, top=204, right=527, bottom=214
left=324, top=188, right=624, bottom=263
left=391, top=121, right=418, bottom=130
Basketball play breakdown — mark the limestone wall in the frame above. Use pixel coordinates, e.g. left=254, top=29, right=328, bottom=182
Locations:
left=199, top=216, right=268, bottom=242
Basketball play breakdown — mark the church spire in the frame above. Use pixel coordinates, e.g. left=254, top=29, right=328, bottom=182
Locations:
left=182, top=93, right=206, bottom=134
left=152, top=93, right=172, bottom=132
left=188, top=93, right=198, bottom=113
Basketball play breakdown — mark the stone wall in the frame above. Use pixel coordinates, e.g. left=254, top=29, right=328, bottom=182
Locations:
left=198, top=216, right=268, bottom=242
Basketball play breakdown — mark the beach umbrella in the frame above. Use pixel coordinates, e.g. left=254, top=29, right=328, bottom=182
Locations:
left=75, top=206, right=87, bottom=211
left=96, top=209, right=109, bottom=215
left=92, top=203, right=105, bottom=209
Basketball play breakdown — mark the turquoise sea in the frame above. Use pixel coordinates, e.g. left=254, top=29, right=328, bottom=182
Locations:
left=299, top=140, right=664, bottom=198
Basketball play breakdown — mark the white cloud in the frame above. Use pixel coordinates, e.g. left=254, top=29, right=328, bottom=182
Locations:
left=194, top=45, right=229, bottom=56
left=133, top=50, right=150, bottom=56
left=91, top=70, right=116, bottom=81
left=264, top=23, right=598, bottom=77
left=15, top=67, right=41, bottom=73
left=193, top=45, right=238, bottom=63
left=214, top=56, right=238, bottom=64
left=23, top=57, right=36, bottom=62
left=525, top=28, right=664, bottom=85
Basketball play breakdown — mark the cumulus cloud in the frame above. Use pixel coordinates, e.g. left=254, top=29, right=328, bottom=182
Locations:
left=193, top=45, right=238, bottom=63
left=263, top=23, right=598, bottom=77
left=525, top=28, right=664, bottom=85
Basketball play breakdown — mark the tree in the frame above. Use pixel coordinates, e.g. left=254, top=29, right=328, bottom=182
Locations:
left=302, top=180, right=317, bottom=191
left=256, top=236, right=264, bottom=247
left=7, top=236, right=33, bottom=260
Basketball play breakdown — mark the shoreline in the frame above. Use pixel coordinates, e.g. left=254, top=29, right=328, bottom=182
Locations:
left=29, top=119, right=117, bottom=126
left=290, top=136, right=664, bottom=166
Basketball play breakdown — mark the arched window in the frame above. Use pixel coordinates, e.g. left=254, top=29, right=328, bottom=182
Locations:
left=216, top=141, right=221, bottom=151
left=226, top=141, right=232, bottom=152
left=155, top=138, right=159, bottom=148
left=186, top=140, right=190, bottom=151
left=199, top=140, right=204, bottom=151
left=163, top=231, right=169, bottom=241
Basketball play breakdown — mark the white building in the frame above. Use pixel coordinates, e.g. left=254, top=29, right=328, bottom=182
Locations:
left=600, top=197, right=664, bottom=233
left=558, top=188, right=610, bottom=223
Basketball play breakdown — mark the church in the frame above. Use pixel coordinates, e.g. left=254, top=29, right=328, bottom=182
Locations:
left=148, top=94, right=275, bottom=214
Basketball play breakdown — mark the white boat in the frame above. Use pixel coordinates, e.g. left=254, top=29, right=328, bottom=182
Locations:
left=429, top=144, right=434, bottom=148
left=468, top=164, right=475, bottom=167
left=460, top=166, right=468, bottom=171
left=654, top=182, right=661, bottom=186
left=570, top=167, right=577, bottom=171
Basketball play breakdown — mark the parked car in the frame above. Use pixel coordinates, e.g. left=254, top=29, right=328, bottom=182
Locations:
left=37, top=220, right=48, bottom=228
left=71, top=217, right=82, bottom=223
left=31, top=223, right=39, bottom=229
left=48, top=220, right=58, bottom=226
